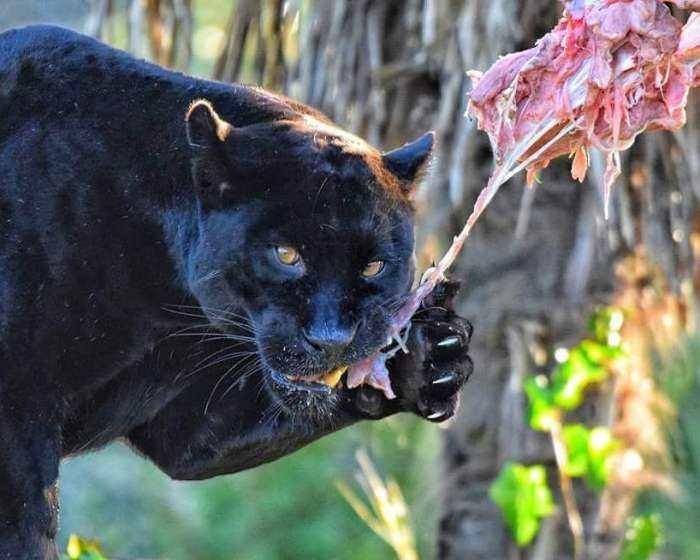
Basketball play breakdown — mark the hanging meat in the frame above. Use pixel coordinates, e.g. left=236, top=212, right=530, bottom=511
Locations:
left=347, top=0, right=700, bottom=399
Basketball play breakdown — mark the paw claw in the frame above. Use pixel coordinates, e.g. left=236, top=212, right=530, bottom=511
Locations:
left=436, top=335, right=461, bottom=348
left=384, top=283, right=472, bottom=423
left=432, top=371, right=458, bottom=385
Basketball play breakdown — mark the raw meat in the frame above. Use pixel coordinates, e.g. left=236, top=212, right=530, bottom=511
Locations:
left=347, top=0, right=700, bottom=399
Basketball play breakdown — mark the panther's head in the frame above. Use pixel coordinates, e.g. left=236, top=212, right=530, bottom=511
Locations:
left=181, top=99, right=433, bottom=411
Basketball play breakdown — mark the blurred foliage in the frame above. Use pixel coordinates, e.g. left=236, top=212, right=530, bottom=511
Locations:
left=60, top=415, right=441, bottom=560
left=524, top=308, right=624, bottom=432
left=618, top=515, right=663, bottom=560
left=562, top=424, right=618, bottom=491
left=83, top=0, right=229, bottom=78
left=634, top=337, right=700, bottom=559
left=64, top=535, right=107, bottom=560
left=492, top=307, right=626, bottom=548
left=489, top=463, right=554, bottom=547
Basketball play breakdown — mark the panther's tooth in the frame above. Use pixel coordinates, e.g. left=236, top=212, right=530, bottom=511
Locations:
left=320, top=366, right=348, bottom=388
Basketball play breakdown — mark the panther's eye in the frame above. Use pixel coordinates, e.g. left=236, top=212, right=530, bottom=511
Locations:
left=362, top=260, right=385, bottom=278
left=275, top=245, right=301, bottom=266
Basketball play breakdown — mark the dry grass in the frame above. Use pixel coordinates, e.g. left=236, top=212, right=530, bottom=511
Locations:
left=336, top=450, right=419, bottom=560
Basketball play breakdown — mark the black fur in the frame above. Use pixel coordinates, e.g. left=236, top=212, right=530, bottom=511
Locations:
left=0, top=25, right=473, bottom=559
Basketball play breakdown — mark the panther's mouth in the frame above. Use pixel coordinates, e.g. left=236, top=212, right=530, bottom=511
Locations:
left=285, top=365, right=349, bottom=389
left=266, top=364, right=350, bottom=397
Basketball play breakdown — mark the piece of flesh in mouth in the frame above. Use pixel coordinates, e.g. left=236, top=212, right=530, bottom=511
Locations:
left=285, top=366, right=349, bottom=388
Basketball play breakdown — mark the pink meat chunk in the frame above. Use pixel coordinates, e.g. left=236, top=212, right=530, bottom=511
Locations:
left=468, top=0, right=699, bottom=211
left=347, top=0, right=699, bottom=401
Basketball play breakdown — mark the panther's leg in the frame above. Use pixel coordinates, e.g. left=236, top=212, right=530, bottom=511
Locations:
left=0, top=409, right=61, bottom=560
left=126, top=360, right=367, bottom=480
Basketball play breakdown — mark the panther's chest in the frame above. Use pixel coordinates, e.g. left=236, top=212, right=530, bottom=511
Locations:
left=61, top=353, right=181, bottom=456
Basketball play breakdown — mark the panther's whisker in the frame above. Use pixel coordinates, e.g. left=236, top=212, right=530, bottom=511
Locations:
left=203, top=370, right=238, bottom=416
left=203, top=354, right=260, bottom=415
left=260, top=397, right=286, bottom=430
left=254, top=372, right=270, bottom=400
left=188, top=344, right=254, bottom=370
left=162, top=307, right=214, bottom=321
left=192, top=337, right=256, bottom=347
left=168, top=304, right=257, bottom=327
left=180, top=349, right=258, bottom=381
left=220, top=356, right=260, bottom=388
left=158, top=322, right=216, bottom=345
left=166, top=332, right=256, bottom=342
left=192, top=269, right=223, bottom=285
left=209, top=306, right=256, bottom=322
left=163, top=306, right=257, bottom=334
left=167, top=320, right=214, bottom=330
left=220, top=360, right=264, bottom=398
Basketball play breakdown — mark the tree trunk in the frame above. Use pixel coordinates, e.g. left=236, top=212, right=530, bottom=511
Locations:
left=91, top=1, right=700, bottom=557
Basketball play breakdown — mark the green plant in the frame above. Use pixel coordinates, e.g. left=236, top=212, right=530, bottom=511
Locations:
left=489, top=463, right=554, bottom=546
left=634, top=336, right=700, bottom=558
left=619, top=515, right=663, bottom=560
left=490, top=307, right=640, bottom=558
left=562, top=424, right=618, bottom=491
left=64, top=535, right=108, bottom=560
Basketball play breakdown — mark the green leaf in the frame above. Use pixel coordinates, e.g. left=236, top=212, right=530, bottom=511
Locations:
left=551, top=347, right=607, bottom=411
left=524, top=376, right=560, bottom=432
left=579, top=338, right=623, bottom=364
left=588, top=307, right=624, bottom=344
left=65, top=535, right=108, bottom=560
left=562, top=425, right=618, bottom=491
left=489, top=462, right=555, bottom=547
left=619, top=515, right=663, bottom=560
left=562, top=424, right=590, bottom=478
left=585, top=427, right=618, bottom=490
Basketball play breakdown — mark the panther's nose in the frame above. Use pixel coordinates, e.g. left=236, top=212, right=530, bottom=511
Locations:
left=302, top=324, right=357, bottom=354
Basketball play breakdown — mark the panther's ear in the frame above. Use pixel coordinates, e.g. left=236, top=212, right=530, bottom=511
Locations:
left=185, top=99, right=233, bottom=148
left=185, top=100, right=234, bottom=206
left=382, top=131, right=435, bottom=193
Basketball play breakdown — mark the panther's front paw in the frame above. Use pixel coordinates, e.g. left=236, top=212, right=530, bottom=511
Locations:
left=388, top=280, right=473, bottom=422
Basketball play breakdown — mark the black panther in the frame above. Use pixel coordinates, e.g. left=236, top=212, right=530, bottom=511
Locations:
left=0, top=25, right=473, bottom=559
